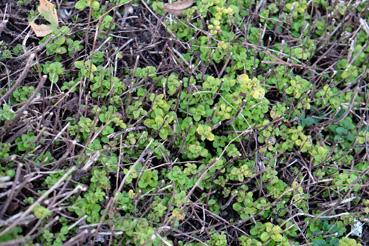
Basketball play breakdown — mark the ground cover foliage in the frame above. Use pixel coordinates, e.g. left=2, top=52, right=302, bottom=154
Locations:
left=0, top=0, right=369, bottom=245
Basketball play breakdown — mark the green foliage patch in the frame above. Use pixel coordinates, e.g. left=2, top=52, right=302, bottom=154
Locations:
left=0, top=0, right=368, bottom=245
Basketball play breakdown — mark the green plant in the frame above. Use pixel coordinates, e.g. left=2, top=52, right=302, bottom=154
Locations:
left=144, top=94, right=176, bottom=139
left=68, top=116, right=95, bottom=141
left=12, top=86, right=35, bottom=103
left=209, top=232, right=227, bottom=246
left=89, top=67, right=125, bottom=98
left=2, top=0, right=368, bottom=245
left=333, top=171, right=360, bottom=193
left=71, top=169, right=110, bottom=223
left=196, top=124, right=215, bottom=141
left=138, top=170, right=158, bottom=190
left=74, top=60, right=97, bottom=79
left=0, top=143, right=11, bottom=159
left=113, top=218, right=158, bottom=245
left=33, top=204, right=52, bottom=219
left=43, top=62, right=64, bottom=84
left=0, top=104, right=16, bottom=122
left=15, top=132, right=36, bottom=152
left=75, top=0, right=100, bottom=11
left=339, top=238, right=361, bottom=246
left=307, top=219, right=346, bottom=243
left=0, top=227, right=22, bottom=243
left=167, top=165, right=195, bottom=190
left=66, top=38, right=83, bottom=56
left=116, top=191, right=135, bottom=212
left=41, top=26, right=71, bottom=55
left=249, top=222, right=290, bottom=245
left=328, top=117, right=357, bottom=148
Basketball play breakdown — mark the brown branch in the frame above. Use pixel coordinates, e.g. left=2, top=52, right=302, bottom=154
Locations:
left=0, top=19, right=8, bottom=36
left=0, top=53, right=35, bottom=103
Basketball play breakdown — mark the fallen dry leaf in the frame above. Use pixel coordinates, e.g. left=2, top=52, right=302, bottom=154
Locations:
left=30, top=0, right=59, bottom=37
left=30, top=22, right=53, bottom=37
left=38, top=0, right=58, bottom=26
left=164, top=0, right=194, bottom=15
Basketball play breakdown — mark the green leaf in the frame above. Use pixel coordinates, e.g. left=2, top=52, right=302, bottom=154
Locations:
left=75, top=0, right=87, bottom=10
left=260, top=232, right=269, bottom=242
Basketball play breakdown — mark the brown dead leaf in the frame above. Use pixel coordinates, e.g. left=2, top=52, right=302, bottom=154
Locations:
left=29, top=0, right=59, bottom=37
left=30, top=22, right=53, bottom=37
left=164, top=0, right=194, bottom=15
left=38, top=0, right=58, bottom=26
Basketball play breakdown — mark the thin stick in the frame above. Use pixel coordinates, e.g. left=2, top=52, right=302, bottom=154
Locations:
left=0, top=53, right=35, bottom=103
left=0, top=166, right=76, bottom=237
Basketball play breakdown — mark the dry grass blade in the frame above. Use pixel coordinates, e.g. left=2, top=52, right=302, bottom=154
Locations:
left=360, top=18, right=369, bottom=36
left=164, top=0, right=194, bottom=15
